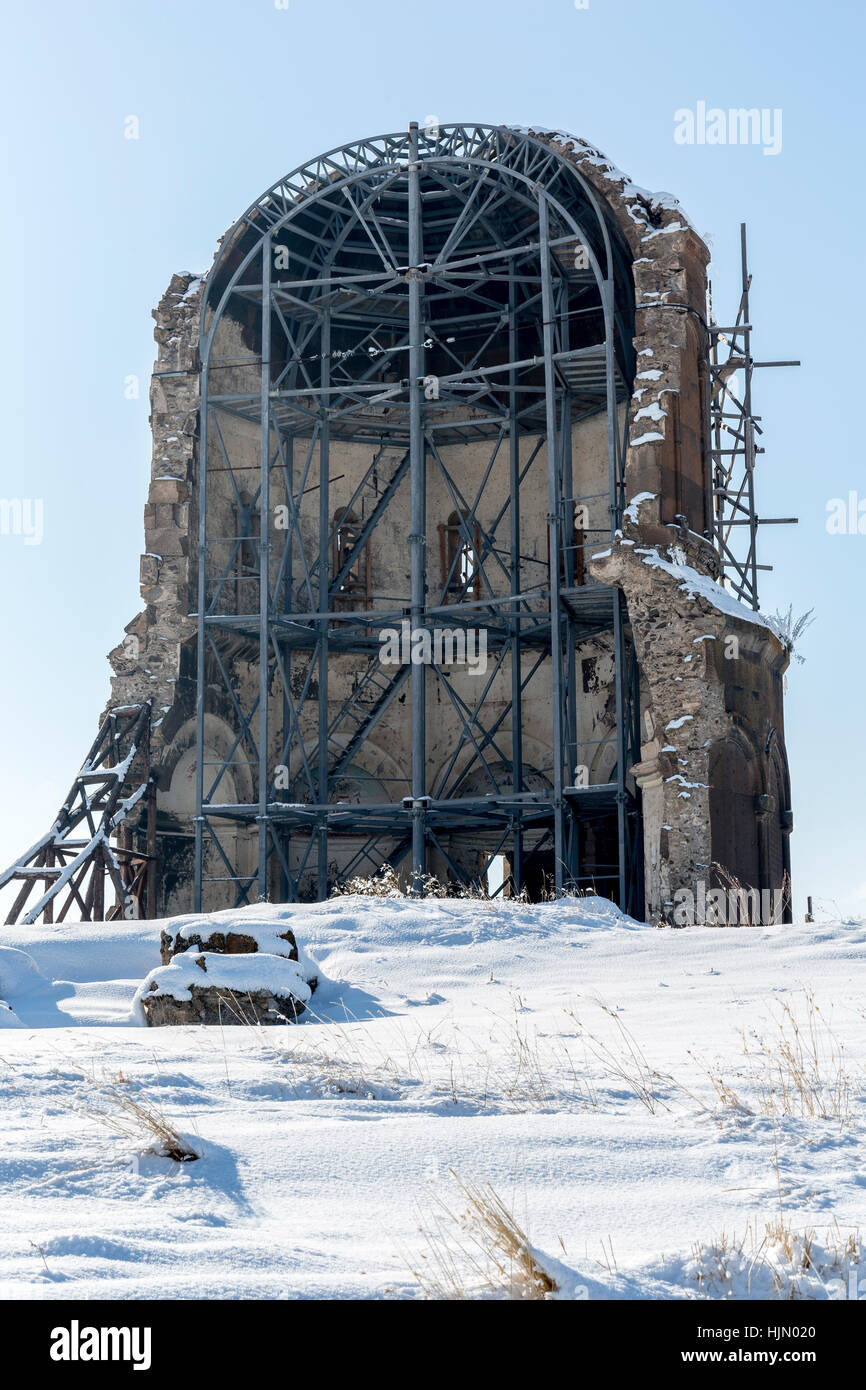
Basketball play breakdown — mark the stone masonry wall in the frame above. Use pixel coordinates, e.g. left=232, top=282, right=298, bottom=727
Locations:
left=591, top=513, right=789, bottom=920
left=105, top=273, right=203, bottom=758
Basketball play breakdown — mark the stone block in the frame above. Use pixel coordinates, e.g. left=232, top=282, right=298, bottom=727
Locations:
left=149, top=479, right=189, bottom=505
left=159, top=924, right=298, bottom=966
left=140, top=554, right=160, bottom=586
left=139, top=950, right=312, bottom=1027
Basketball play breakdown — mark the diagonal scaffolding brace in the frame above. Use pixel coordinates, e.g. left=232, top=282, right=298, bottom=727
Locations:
left=0, top=702, right=154, bottom=926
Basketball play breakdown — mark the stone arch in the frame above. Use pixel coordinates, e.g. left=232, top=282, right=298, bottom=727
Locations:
left=105, top=124, right=714, bottom=916
left=763, top=732, right=793, bottom=914
left=430, top=729, right=553, bottom=803
left=157, top=713, right=255, bottom=818
left=708, top=725, right=762, bottom=891
left=589, top=735, right=618, bottom=785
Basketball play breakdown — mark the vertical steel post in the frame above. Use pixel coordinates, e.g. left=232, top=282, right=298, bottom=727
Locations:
left=559, top=287, right=578, bottom=889
left=282, top=429, right=294, bottom=900
left=538, top=194, right=564, bottom=896
left=193, top=347, right=210, bottom=911
left=145, top=712, right=157, bottom=917
left=602, top=276, right=621, bottom=537
left=601, top=270, right=629, bottom=910
left=317, top=312, right=331, bottom=898
left=408, top=121, right=427, bottom=893
left=613, top=592, right=628, bottom=909
left=508, top=273, right=523, bottom=894
left=257, top=238, right=272, bottom=900
left=740, top=223, right=759, bottom=610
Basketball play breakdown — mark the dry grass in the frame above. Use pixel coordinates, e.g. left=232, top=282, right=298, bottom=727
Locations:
left=751, top=992, right=851, bottom=1120
left=412, top=1171, right=558, bottom=1300
left=690, top=1217, right=860, bottom=1299
left=329, top=865, right=406, bottom=899
left=234, top=982, right=853, bottom=1128
left=79, top=1073, right=199, bottom=1162
left=248, top=1003, right=431, bottom=1100
left=500, top=1010, right=597, bottom=1112
left=237, top=993, right=600, bottom=1115
left=329, top=864, right=524, bottom=902
left=696, top=989, right=851, bottom=1123
left=22, top=1058, right=201, bottom=1163
left=567, top=1000, right=670, bottom=1114
left=710, top=863, right=792, bottom=927
left=691, top=1137, right=860, bottom=1298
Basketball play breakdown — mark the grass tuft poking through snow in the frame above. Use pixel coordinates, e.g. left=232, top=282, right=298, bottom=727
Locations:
left=567, top=999, right=671, bottom=1113
left=80, top=1073, right=199, bottom=1162
left=331, top=864, right=497, bottom=901
left=695, top=989, right=852, bottom=1123
left=412, top=1172, right=559, bottom=1300
left=689, top=1218, right=861, bottom=1300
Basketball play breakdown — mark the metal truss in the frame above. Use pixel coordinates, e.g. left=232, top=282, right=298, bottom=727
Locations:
left=195, top=123, right=643, bottom=913
left=708, top=224, right=799, bottom=609
left=0, top=703, right=155, bottom=925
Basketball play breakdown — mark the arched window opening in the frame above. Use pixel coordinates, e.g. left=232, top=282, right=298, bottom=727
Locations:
left=439, top=510, right=480, bottom=602
left=332, top=508, right=371, bottom=609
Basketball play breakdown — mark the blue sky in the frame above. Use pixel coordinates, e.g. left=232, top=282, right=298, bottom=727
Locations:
left=0, top=0, right=862, bottom=918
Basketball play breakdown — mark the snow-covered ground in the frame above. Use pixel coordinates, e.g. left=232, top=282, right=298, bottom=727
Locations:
left=0, top=896, right=864, bottom=1300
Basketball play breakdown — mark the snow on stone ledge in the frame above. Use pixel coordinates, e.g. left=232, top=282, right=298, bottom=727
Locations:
left=634, top=547, right=790, bottom=643
left=133, top=951, right=312, bottom=1017
left=623, top=491, right=657, bottom=525
left=160, top=905, right=320, bottom=980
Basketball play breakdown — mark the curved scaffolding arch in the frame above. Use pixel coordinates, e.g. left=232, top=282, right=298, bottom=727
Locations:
left=194, top=122, right=643, bottom=911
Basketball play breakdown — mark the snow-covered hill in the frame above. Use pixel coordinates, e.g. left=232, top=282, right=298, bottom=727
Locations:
left=1, top=896, right=864, bottom=1300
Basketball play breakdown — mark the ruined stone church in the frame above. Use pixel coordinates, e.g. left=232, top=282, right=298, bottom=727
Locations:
left=3, top=124, right=795, bottom=928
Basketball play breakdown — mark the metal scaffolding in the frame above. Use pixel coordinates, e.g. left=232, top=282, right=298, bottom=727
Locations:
left=708, top=224, right=799, bottom=610
left=0, top=702, right=155, bottom=925
left=194, top=124, right=643, bottom=912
